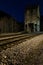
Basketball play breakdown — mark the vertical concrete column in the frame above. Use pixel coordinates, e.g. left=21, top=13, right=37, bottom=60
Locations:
left=27, top=23, right=31, bottom=33
left=24, top=20, right=26, bottom=31
left=37, top=25, right=40, bottom=32
left=37, top=20, right=40, bottom=32
left=34, top=24, right=35, bottom=32
left=37, top=6, right=40, bottom=17
left=27, top=23, right=30, bottom=32
left=37, top=6, right=40, bottom=32
left=33, top=20, right=36, bottom=32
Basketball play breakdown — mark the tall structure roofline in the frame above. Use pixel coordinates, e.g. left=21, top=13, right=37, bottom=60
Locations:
left=24, top=4, right=39, bottom=13
left=0, top=10, right=19, bottom=22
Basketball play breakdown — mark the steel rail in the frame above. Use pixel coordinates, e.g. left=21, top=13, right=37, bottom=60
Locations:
left=0, top=33, right=42, bottom=52
left=0, top=33, right=41, bottom=46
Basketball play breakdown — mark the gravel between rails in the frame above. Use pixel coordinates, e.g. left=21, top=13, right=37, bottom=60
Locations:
left=0, top=34, right=43, bottom=65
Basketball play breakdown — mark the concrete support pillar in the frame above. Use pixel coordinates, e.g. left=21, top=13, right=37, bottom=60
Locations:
left=27, top=24, right=28, bottom=32
left=37, top=19, right=40, bottom=32
left=27, top=24, right=29, bottom=32
left=37, top=25, right=40, bottom=32
left=34, top=24, right=35, bottom=32
left=37, top=21, right=40, bottom=32
left=24, top=23, right=26, bottom=31
left=37, top=6, right=40, bottom=32
left=27, top=23, right=31, bottom=33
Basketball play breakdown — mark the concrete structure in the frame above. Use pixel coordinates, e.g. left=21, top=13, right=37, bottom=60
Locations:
left=0, top=11, right=24, bottom=33
left=24, top=5, right=40, bottom=33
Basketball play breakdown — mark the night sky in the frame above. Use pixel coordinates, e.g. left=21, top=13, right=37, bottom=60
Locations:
left=0, top=0, right=43, bottom=22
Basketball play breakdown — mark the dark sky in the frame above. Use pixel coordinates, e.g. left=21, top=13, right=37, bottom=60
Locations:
left=0, top=0, right=43, bottom=22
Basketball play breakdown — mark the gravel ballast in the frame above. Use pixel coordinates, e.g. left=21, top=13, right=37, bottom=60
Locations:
left=0, top=34, right=43, bottom=65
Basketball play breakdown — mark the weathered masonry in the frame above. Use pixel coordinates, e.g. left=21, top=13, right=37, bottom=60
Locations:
left=24, top=5, right=40, bottom=33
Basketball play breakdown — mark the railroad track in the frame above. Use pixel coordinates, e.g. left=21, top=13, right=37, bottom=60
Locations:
left=0, top=32, right=42, bottom=51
